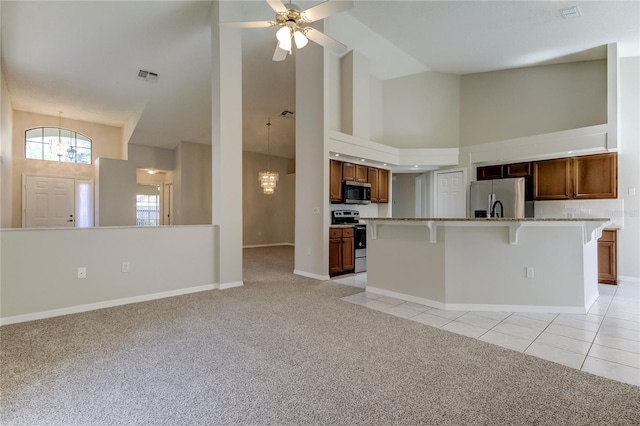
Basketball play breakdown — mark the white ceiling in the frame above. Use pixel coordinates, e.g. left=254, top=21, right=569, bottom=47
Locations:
left=2, top=1, right=638, bottom=161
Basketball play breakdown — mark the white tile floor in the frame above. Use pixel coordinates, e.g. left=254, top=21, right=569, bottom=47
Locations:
left=334, top=273, right=640, bottom=387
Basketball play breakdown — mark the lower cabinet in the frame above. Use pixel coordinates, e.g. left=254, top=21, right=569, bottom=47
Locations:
left=329, top=227, right=355, bottom=276
left=598, top=229, right=618, bottom=285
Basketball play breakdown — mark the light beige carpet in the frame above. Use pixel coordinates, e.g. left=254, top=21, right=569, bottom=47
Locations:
left=1, top=246, right=639, bottom=425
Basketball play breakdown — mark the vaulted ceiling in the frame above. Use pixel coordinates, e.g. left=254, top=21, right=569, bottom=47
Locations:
left=1, top=1, right=638, bottom=160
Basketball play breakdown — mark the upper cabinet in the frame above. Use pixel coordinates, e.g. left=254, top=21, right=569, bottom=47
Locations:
left=478, top=153, right=617, bottom=201
left=573, top=153, right=617, bottom=199
left=342, top=163, right=368, bottom=183
left=477, top=165, right=503, bottom=180
left=533, top=158, right=572, bottom=200
left=378, top=169, right=389, bottom=203
left=330, top=160, right=343, bottom=202
left=533, top=153, right=617, bottom=200
left=330, top=160, right=389, bottom=204
left=368, top=167, right=379, bottom=203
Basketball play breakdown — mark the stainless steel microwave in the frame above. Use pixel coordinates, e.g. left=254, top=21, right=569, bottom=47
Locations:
left=342, top=181, right=371, bottom=204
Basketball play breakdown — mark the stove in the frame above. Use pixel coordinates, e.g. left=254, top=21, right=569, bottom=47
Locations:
left=331, top=210, right=366, bottom=273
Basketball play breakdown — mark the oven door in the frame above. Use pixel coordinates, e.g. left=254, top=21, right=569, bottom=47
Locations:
left=354, top=225, right=367, bottom=249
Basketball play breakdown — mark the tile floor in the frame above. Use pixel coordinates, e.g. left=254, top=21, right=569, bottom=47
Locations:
left=334, top=273, right=640, bottom=387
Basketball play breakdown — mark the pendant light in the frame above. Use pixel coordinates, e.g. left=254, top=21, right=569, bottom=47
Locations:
left=258, top=118, right=279, bottom=195
left=52, top=112, right=65, bottom=161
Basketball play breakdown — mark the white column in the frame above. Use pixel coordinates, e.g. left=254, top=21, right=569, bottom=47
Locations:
left=294, top=24, right=331, bottom=280
left=211, top=2, right=243, bottom=288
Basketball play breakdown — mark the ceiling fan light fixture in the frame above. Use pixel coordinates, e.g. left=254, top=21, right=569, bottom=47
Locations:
left=276, top=26, right=292, bottom=44
left=293, top=30, right=308, bottom=49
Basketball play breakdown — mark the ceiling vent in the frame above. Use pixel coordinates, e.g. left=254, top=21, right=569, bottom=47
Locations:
left=280, top=110, right=294, bottom=117
left=137, top=69, right=159, bottom=82
left=559, top=6, right=581, bottom=19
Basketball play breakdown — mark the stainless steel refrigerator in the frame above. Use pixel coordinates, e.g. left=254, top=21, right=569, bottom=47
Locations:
left=469, top=178, right=526, bottom=218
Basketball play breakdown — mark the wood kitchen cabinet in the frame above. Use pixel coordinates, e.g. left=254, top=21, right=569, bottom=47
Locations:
left=533, top=158, right=572, bottom=200
left=533, top=153, right=617, bottom=200
left=378, top=169, right=389, bottom=203
left=504, top=162, right=531, bottom=178
left=329, top=227, right=355, bottom=276
left=330, top=160, right=343, bottom=203
left=368, top=167, right=379, bottom=203
left=477, top=165, right=503, bottom=180
left=342, top=162, right=355, bottom=181
left=355, top=164, right=368, bottom=182
left=573, top=153, right=617, bottom=199
left=598, top=229, right=617, bottom=285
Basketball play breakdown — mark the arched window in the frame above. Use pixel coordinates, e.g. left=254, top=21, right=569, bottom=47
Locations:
left=25, top=127, right=92, bottom=164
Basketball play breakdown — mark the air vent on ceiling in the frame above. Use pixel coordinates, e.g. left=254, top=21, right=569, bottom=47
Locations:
left=280, top=110, right=294, bottom=117
left=559, top=6, right=581, bottom=19
left=138, top=69, right=159, bottom=82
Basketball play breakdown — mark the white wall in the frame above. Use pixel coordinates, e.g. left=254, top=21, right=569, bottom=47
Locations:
left=460, top=60, right=607, bottom=147
left=382, top=71, right=460, bottom=149
left=128, top=144, right=174, bottom=171
left=95, top=157, right=136, bottom=226
left=617, top=57, right=640, bottom=280
left=0, top=226, right=217, bottom=323
left=295, top=31, right=329, bottom=280
left=391, top=173, right=421, bottom=218
left=0, top=64, right=13, bottom=228
left=173, top=141, right=212, bottom=225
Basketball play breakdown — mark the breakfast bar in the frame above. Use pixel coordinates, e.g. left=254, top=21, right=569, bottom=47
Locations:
left=362, top=218, right=611, bottom=314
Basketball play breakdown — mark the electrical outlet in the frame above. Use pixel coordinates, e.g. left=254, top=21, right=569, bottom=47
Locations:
left=121, top=262, right=130, bottom=273
left=78, top=267, right=87, bottom=279
left=526, top=267, right=534, bottom=279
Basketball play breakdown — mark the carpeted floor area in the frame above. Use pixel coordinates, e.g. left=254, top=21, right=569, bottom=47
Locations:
left=1, top=246, right=639, bottom=425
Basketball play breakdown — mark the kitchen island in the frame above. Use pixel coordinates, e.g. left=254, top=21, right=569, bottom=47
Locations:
left=362, top=218, right=610, bottom=314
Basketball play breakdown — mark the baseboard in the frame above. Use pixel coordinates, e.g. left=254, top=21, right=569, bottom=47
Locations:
left=365, top=286, right=592, bottom=314
left=218, top=281, right=244, bottom=290
left=365, top=287, right=447, bottom=310
left=293, top=269, right=330, bottom=281
left=0, top=284, right=216, bottom=326
left=243, top=243, right=294, bottom=248
left=619, top=275, right=640, bottom=283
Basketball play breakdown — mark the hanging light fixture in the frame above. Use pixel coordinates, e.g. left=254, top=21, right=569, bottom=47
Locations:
left=258, top=118, right=279, bottom=195
left=50, top=112, right=66, bottom=161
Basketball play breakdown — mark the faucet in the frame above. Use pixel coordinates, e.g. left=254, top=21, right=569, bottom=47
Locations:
left=491, top=200, right=504, bottom=218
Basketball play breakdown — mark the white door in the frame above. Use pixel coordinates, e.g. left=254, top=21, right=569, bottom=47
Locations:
left=25, top=176, right=75, bottom=227
left=436, top=171, right=466, bottom=218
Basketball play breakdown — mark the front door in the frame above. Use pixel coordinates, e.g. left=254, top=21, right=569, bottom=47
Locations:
left=25, top=176, right=75, bottom=227
left=436, top=171, right=466, bottom=218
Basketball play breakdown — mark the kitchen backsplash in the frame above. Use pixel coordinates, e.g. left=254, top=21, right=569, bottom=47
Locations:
left=534, top=199, right=625, bottom=228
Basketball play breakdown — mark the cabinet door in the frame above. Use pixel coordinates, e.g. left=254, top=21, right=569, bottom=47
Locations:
left=573, top=153, right=617, bottom=199
left=368, top=167, right=379, bottom=203
left=329, top=238, right=343, bottom=275
left=342, top=237, right=355, bottom=272
left=504, top=162, right=532, bottom=177
left=477, top=165, right=503, bottom=180
left=598, top=230, right=617, bottom=284
left=342, top=163, right=355, bottom=181
left=356, top=164, right=368, bottom=182
left=533, top=158, right=572, bottom=200
left=378, top=169, right=389, bottom=203
left=330, top=160, right=343, bottom=202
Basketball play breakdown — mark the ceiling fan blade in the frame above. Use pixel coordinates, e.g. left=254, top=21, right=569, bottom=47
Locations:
left=221, top=21, right=275, bottom=29
left=302, top=0, right=354, bottom=22
left=273, top=44, right=289, bottom=61
left=266, top=0, right=288, bottom=13
left=305, top=28, right=348, bottom=56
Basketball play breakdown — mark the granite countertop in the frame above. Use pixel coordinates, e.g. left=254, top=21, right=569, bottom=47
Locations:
left=361, top=217, right=611, bottom=222
left=330, top=224, right=357, bottom=228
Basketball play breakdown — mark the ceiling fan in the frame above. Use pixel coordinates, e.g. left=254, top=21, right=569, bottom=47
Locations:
left=224, top=0, right=353, bottom=61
